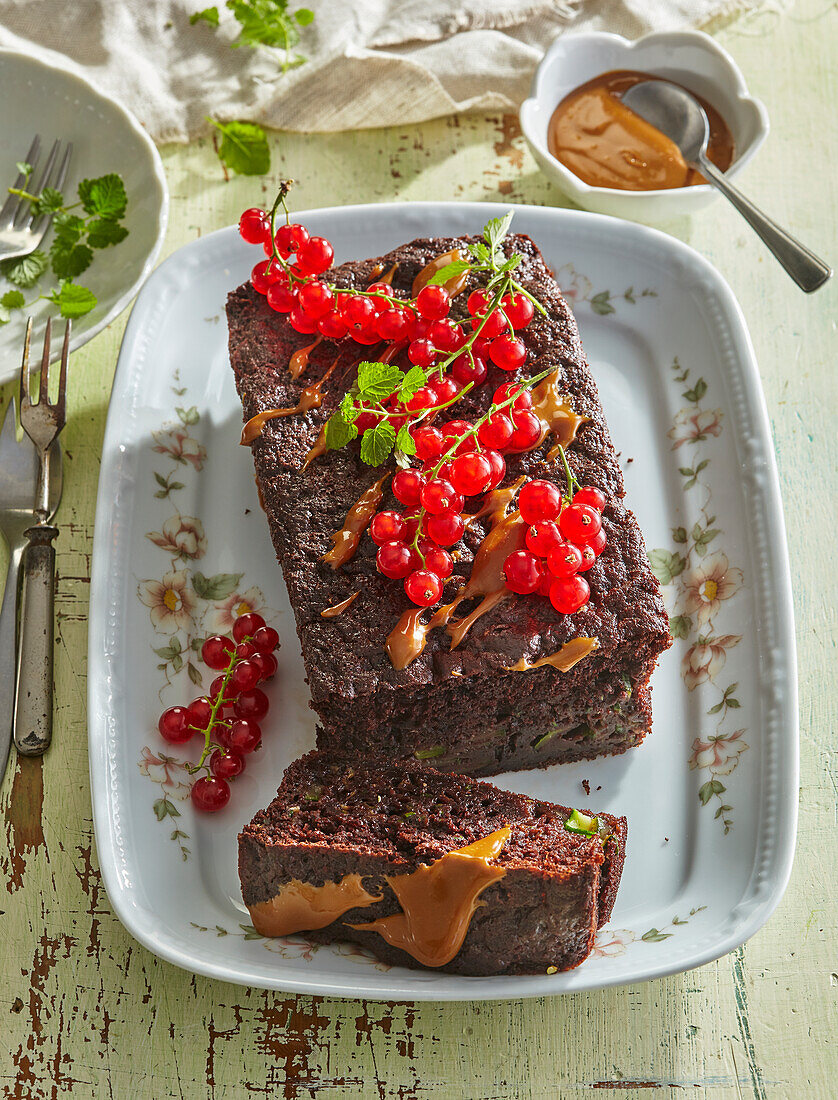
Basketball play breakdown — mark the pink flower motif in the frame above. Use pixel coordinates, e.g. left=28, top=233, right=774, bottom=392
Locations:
left=682, top=634, right=741, bottom=691
left=205, top=586, right=266, bottom=634
left=146, top=515, right=207, bottom=561
left=138, top=746, right=193, bottom=799
left=688, top=729, right=748, bottom=775
left=668, top=407, right=724, bottom=449
left=138, top=569, right=197, bottom=633
left=682, top=552, right=742, bottom=627
left=264, top=936, right=318, bottom=961
left=590, top=928, right=636, bottom=959
left=555, top=263, right=593, bottom=304
left=152, top=427, right=207, bottom=471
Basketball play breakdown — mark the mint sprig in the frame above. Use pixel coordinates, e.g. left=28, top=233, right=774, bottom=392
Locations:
left=192, top=1, right=316, bottom=74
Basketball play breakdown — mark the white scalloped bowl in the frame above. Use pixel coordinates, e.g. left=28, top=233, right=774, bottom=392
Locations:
left=520, top=30, right=769, bottom=222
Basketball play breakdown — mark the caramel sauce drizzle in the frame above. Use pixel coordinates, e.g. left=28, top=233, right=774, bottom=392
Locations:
left=247, top=874, right=382, bottom=938
left=240, top=361, right=340, bottom=445
left=506, top=370, right=586, bottom=456
left=322, top=475, right=390, bottom=569
left=321, top=591, right=360, bottom=618
left=289, top=335, right=323, bottom=380
left=505, top=636, right=599, bottom=673
left=368, top=262, right=398, bottom=284
left=350, top=827, right=511, bottom=968
left=412, top=248, right=469, bottom=299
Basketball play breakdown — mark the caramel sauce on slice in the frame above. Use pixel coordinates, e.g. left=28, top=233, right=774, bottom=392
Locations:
left=289, top=336, right=323, bottom=380
left=350, top=827, right=511, bottom=968
left=323, top=475, right=389, bottom=569
left=247, top=874, right=382, bottom=938
left=379, top=263, right=398, bottom=286
left=241, top=361, right=340, bottom=445
left=412, top=249, right=469, bottom=299
left=506, top=371, right=586, bottom=456
left=505, top=636, right=599, bottom=673
left=321, top=591, right=360, bottom=618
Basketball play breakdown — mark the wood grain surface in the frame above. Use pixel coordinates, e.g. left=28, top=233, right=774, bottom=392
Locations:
left=1, top=2, right=836, bottom=1096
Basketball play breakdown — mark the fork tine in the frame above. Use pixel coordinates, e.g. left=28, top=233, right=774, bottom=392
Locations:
left=20, top=318, right=32, bottom=409
left=37, top=318, right=52, bottom=405
left=17, top=139, right=59, bottom=229
left=30, top=142, right=72, bottom=237
left=0, top=134, right=41, bottom=224
left=56, top=321, right=70, bottom=423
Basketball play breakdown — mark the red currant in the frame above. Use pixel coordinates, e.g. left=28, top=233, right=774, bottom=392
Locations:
left=413, top=426, right=444, bottom=463
left=266, top=281, right=296, bottom=313
left=377, top=540, right=414, bottom=578
left=318, top=309, right=349, bottom=339
left=408, top=339, right=437, bottom=368
left=236, top=641, right=256, bottom=660
left=547, top=541, right=584, bottom=577
left=405, top=386, right=437, bottom=413
left=525, top=520, right=563, bottom=558
left=494, top=382, right=532, bottom=413
left=289, top=305, right=318, bottom=334
left=549, top=574, right=590, bottom=614
left=252, top=626, right=280, bottom=653
left=202, top=634, right=235, bottom=670
left=416, top=285, right=451, bottom=320
left=429, top=320, right=464, bottom=353
left=467, top=289, right=493, bottom=317
left=573, top=485, right=607, bottom=512
left=405, top=569, right=443, bottom=606
left=370, top=510, right=405, bottom=545
left=297, top=280, right=334, bottom=319
left=351, top=323, right=383, bottom=346
left=367, top=281, right=394, bottom=303
left=250, top=651, right=278, bottom=682
left=500, top=293, right=534, bottom=329
left=210, top=749, right=245, bottom=780
left=250, top=260, right=281, bottom=295
left=392, top=469, right=424, bottom=507
left=450, top=353, right=487, bottom=387
left=341, top=295, right=375, bottom=327
left=408, top=315, right=433, bottom=342
left=191, top=776, right=230, bottom=813
left=423, top=546, right=453, bottom=579
left=507, top=411, right=543, bottom=451
left=231, top=660, right=261, bottom=693
left=274, top=223, right=309, bottom=256
left=576, top=543, right=598, bottom=572
left=428, top=375, right=460, bottom=406
left=233, top=689, right=269, bottom=722
left=187, top=697, right=214, bottom=731
left=233, top=613, right=266, bottom=642
left=478, top=412, right=513, bottom=450
left=210, top=675, right=238, bottom=707
left=489, top=335, right=527, bottom=372
left=227, top=718, right=262, bottom=754
left=426, top=511, right=465, bottom=546
left=559, top=503, right=602, bottom=545
left=420, top=479, right=462, bottom=515
left=588, top=526, right=607, bottom=556
left=450, top=452, right=492, bottom=496
left=158, top=705, right=193, bottom=744
left=473, top=310, right=506, bottom=339
left=518, top=479, right=562, bottom=524
left=296, top=236, right=334, bottom=276
left=354, top=410, right=381, bottom=432
left=239, top=208, right=269, bottom=244
left=375, top=307, right=410, bottom=342
left=485, top=449, right=506, bottom=489
left=503, top=550, right=544, bottom=595
left=440, top=419, right=476, bottom=455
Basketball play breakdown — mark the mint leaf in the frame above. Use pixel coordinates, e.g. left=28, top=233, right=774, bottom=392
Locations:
left=1, top=250, right=48, bottom=288
left=78, top=173, right=128, bottom=220
left=190, top=6, right=220, bottom=24
left=1, top=290, right=25, bottom=310
left=51, top=240, right=93, bottom=279
left=51, top=282, right=97, bottom=319
left=395, top=425, right=416, bottom=457
left=295, top=7, right=314, bottom=24
left=397, top=365, right=427, bottom=401
left=360, top=420, right=396, bottom=465
left=324, top=410, right=358, bottom=450
left=357, top=360, right=402, bottom=402
left=483, top=210, right=514, bottom=262
left=32, top=187, right=64, bottom=217
left=87, top=219, right=129, bottom=249
left=15, top=161, right=32, bottom=177
left=468, top=240, right=491, bottom=264
left=426, top=259, right=471, bottom=287
left=209, top=118, right=271, bottom=176
left=227, top=0, right=300, bottom=49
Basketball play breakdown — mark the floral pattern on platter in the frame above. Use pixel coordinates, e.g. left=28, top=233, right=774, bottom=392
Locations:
left=649, top=358, right=748, bottom=835
left=556, top=263, right=657, bottom=316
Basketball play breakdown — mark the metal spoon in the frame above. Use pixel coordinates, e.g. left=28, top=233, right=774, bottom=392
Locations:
left=622, top=81, right=832, bottom=294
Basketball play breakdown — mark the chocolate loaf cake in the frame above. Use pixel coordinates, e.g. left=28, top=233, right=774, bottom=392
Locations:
left=238, top=751, right=627, bottom=975
left=227, top=229, right=671, bottom=776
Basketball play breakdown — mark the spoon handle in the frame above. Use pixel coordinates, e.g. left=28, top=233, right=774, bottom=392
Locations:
left=697, top=155, right=831, bottom=293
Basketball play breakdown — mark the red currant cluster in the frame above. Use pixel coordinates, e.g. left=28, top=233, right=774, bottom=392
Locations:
left=370, top=381, right=562, bottom=607
left=504, top=482, right=607, bottom=613
left=239, top=206, right=534, bottom=372
left=156, top=613, right=279, bottom=813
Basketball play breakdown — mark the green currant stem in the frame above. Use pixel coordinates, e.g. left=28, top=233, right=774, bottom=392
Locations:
left=187, top=649, right=238, bottom=775
left=555, top=442, right=581, bottom=500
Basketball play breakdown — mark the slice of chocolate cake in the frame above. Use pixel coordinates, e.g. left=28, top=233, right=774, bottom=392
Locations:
left=227, top=225, right=671, bottom=775
left=238, top=751, right=627, bottom=975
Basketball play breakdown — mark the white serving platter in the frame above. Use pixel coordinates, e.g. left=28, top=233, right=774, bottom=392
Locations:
left=88, top=202, right=797, bottom=1000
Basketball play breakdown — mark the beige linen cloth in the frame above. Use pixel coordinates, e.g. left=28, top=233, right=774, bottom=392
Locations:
left=0, top=0, right=761, bottom=141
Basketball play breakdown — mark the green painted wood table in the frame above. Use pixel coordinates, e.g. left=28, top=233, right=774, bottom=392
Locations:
left=2, top=2, right=836, bottom=1096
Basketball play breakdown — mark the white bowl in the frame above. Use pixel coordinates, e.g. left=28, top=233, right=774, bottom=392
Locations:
left=0, top=50, right=168, bottom=382
left=520, top=30, right=769, bottom=222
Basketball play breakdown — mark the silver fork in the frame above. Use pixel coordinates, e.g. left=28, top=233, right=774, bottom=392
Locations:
left=0, top=136, right=73, bottom=261
left=14, top=317, right=70, bottom=757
